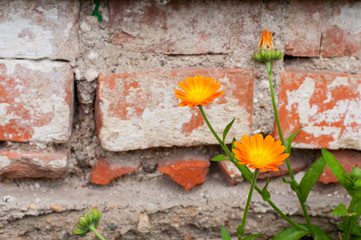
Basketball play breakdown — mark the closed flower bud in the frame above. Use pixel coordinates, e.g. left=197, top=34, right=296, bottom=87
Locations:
left=351, top=167, right=361, bottom=180
left=252, top=30, right=283, bottom=63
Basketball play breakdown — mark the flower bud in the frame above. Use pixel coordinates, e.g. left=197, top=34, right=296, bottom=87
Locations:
left=252, top=30, right=283, bottom=63
left=354, top=178, right=361, bottom=189
left=351, top=167, right=361, bottom=180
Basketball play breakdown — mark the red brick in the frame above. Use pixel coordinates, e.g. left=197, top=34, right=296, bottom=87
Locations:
left=91, top=158, right=140, bottom=185
left=0, top=149, right=69, bottom=178
left=158, top=152, right=210, bottom=190
left=108, top=0, right=261, bottom=54
left=318, top=150, right=361, bottom=184
left=218, top=161, right=243, bottom=185
left=96, top=68, right=253, bottom=151
left=276, top=70, right=361, bottom=150
left=0, top=0, right=79, bottom=60
left=285, top=0, right=361, bottom=57
left=0, top=60, right=73, bottom=143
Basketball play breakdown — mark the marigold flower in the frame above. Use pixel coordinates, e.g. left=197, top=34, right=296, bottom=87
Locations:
left=232, top=134, right=289, bottom=172
left=174, top=75, right=225, bottom=108
left=253, top=29, right=282, bottom=62
left=258, top=30, right=274, bottom=50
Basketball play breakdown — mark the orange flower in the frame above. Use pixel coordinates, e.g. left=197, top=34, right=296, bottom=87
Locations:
left=232, top=134, right=289, bottom=172
left=258, top=30, right=274, bottom=50
left=174, top=75, right=225, bottom=108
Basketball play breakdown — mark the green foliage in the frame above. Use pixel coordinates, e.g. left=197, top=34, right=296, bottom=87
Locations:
left=243, top=234, right=264, bottom=240
left=285, top=128, right=301, bottom=154
left=74, top=208, right=102, bottom=237
left=91, top=0, right=103, bottom=22
left=333, top=204, right=355, bottom=217
left=221, top=226, right=232, bottom=240
left=321, top=148, right=354, bottom=196
left=273, top=224, right=309, bottom=240
left=223, top=118, right=235, bottom=143
left=211, top=154, right=229, bottom=162
left=299, top=157, right=326, bottom=202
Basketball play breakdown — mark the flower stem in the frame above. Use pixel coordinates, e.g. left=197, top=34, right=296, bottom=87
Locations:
left=197, top=105, right=303, bottom=231
left=265, top=61, right=313, bottom=232
left=89, top=225, right=106, bottom=240
left=238, top=169, right=259, bottom=239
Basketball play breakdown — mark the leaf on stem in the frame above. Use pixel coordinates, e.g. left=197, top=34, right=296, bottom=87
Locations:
left=333, top=204, right=355, bottom=217
left=321, top=148, right=354, bottom=196
left=308, top=224, right=333, bottom=240
left=339, top=222, right=361, bottom=237
left=285, top=128, right=301, bottom=154
left=211, top=154, right=229, bottom=162
left=272, top=224, right=309, bottom=240
left=261, top=179, right=271, bottom=202
left=223, top=118, right=236, bottom=143
left=221, top=226, right=232, bottom=240
left=243, top=233, right=264, bottom=240
left=299, top=157, right=326, bottom=202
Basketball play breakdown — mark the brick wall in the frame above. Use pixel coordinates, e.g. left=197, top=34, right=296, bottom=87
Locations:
left=1, top=0, right=361, bottom=189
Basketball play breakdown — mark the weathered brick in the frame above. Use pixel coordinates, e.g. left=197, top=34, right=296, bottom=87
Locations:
left=91, top=158, right=140, bottom=185
left=0, top=60, right=74, bottom=143
left=318, top=150, right=361, bottom=184
left=218, top=161, right=243, bottom=185
left=285, top=0, right=361, bottom=57
left=0, top=150, right=69, bottom=178
left=108, top=0, right=261, bottom=54
left=277, top=70, right=361, bottom=150
left=158, top=152, right=210, bottom=190
left=0, top=0, right=79, bottom=60
left=96, top=68, right=253, bottom=151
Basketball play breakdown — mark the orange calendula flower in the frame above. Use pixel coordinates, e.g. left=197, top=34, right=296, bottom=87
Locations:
left=258, top=30, right=274, bottom=50
left=232, top=134, right=289, bottom=172
left=174, top=75, right=225, bottom=108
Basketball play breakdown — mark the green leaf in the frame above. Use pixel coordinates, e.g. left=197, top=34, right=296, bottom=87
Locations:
left=221, top=226, right=232, bottom=240
left=261, top=179, right=271, bottom=202
left=299, top=157, right=326, bottom=202
left=232, top=138, right=237, bottom=150
left=285, top=128, right=301, bottom=154
left=223, top=118, right=236, bottom=143
left=272, top=224, right=309, bottom=240
left=333, top=204, right=355, bottom=217
left=233, top=161, right=253, bottom=182
left=339, top=222, right=361, bottom=237
left=321, top=148, right=354, bottom=196
left=309, top=224, right=333, bottom=240
left=211, top=154, right=229, bottom=162
left=243, top=233, right=264, bottom=240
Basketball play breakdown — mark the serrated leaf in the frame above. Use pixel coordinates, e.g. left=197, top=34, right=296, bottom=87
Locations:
left=223, top=118, right=236, bottom=143
left=285, top=128, right=301, bottom=154
left=221, top=226, right=232, bottom=240
left=272, top=224, right=309, bottom=240
left=299, top=157, right=326, bottom=202
left=333, top=204, right=354, bottom=217
left=243, top=233, right=264, bottom=240
left=211, top=154, right=229, bottom=162
left=308, top=224, right=333, bottom=240
left=321, top=148, right=354, bottom=196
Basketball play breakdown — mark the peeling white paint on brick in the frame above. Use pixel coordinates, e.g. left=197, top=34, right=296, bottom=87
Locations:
left=0, top=156, right=11, bottom=169
left=328, top=76, right=349, bottom=89
left=286, top=77, right=318, bottom=123
left=49, top=158, right=67, bottom=169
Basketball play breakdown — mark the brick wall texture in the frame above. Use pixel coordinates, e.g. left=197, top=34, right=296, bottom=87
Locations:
left=0, top=0, right=361, bottom=187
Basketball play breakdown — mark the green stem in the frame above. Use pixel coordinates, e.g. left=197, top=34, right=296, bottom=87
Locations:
left=343, top=193, right=358, bottom=240
left=89, top=225, right=106, bottom=240
left=238, top=169, right=259, bottom=239
left=197, top=105, right=305, bottom=231
left=265, top=61, right=313, bottom=233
